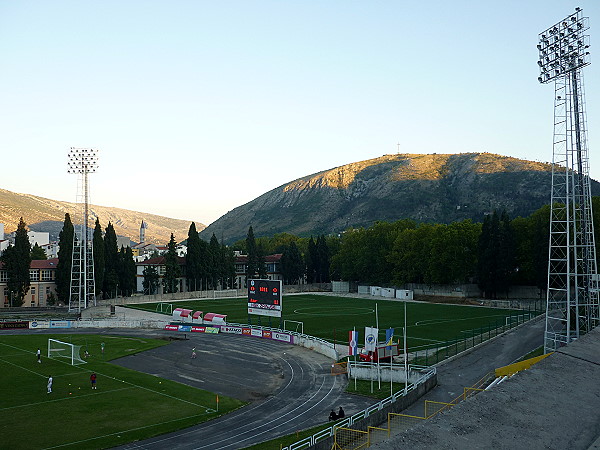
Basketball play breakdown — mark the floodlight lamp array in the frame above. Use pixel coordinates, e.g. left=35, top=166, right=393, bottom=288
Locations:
left=537, top=8, right=590, bottom=83
left=67, top=147, right=99, bottom=174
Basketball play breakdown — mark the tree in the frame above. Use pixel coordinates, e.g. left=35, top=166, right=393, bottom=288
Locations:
left=209, top=233, right=221, bottom=289
left=306, top=237, right=317, bottom=283
left=281, top=241, right=304, bottom=284
left=56, top=213, right=74, bottom=304
left=118, top=246, right=137, bottom=296
left=1, top=218, right=31, bottom=306
left=103, top=222, right=119, bottom=298
left=142, top=265, right=159, bottom=294
left=256, top=243, right=268, bottom=279
left=221, top=242, right=236, bottom=288
left=245, top=226, right=258, bottom=282
left=30, top=243, right=47, bottom=260
left=163, top=233, right=181, bottom=293
left=92, top=218, right=105, bottom=298
left=316, top=235, right=330, bottom=283
left=186, top=222, right=202, bottom=291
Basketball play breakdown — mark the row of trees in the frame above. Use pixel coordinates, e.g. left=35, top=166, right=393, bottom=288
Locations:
left=54, top=214, right=137, bottom=303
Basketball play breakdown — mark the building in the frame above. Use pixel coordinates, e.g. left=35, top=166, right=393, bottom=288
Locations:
left=1, top=258, right=58, bottom=307
left=135, top=252, right=283, bottom=293
left=135, top=255, right=187, bottom=294
left=234, top=253, right=282, bottom=289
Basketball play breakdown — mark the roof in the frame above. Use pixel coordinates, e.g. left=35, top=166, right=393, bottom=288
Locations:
left=0, top=257, right=59, bottom=270
left=136, top=255, right=186, bottom=266
left=235, top=254, right=282, bottom=263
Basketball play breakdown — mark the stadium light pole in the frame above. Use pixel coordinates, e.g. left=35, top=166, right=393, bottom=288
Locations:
left=538, top=8, right=600, bottom=352
left=67, top=147, right=99, bottom=313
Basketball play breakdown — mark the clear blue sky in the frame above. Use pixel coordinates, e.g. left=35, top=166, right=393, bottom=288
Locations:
left=1, top=1, right=599, bottom=226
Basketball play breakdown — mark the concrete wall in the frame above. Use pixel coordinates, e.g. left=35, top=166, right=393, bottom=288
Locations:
left=349, top=365, right=423, bottom=383
left=332, top=281, right=350, bottom=293
left=311, top=373, right=438, bottom=450
left=405, top=283, right=543, bottom=300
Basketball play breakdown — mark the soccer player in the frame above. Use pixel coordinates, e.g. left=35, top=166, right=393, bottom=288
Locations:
left=191, top=347, right=197, bottom=359
left=47, top=375, right=53, bottom=394
left=90, top=372, right=97, bottom=389
left=37, top=348, right=41, bottom=364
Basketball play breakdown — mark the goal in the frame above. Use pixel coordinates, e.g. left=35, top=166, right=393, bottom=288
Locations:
left=48, top=339, right=87, bottom=365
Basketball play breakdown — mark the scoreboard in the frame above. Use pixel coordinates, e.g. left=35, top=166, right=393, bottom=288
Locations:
left=248, top=279, right=282, bottom=318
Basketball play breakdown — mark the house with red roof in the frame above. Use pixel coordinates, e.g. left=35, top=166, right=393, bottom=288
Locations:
left=0, top=258, right=59, bottom=307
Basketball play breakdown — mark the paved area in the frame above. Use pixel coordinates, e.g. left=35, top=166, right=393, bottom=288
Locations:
left=372, top=324, right=600, bottom=450
left=403, top=315, right=545, bottom=416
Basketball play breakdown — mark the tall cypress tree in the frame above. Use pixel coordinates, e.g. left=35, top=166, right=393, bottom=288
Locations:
left=186, top=222, right=202, bottom=291
left=163, top=233, right=181, bottom=293
left=281, top=241, right=304, bottom=284
left=246, top=226, right=257, bottom=282
left=316, top=235, right=330, bottom=283
left=498, top=210, right=515, bottom=295
left=2, top=218, right=32, bottom=306
left=306, top=237, right=317, bottom=283
left=56, top=213, right=74, bottom=304
left=103, top=222, right=119, bottom=298
left=209, top=233, right=221, bottom=289
left=221, top=241, right=236, bottom=288
left=92, top=218, right=105, bottom=298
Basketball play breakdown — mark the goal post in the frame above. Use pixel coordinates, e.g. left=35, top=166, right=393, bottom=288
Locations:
left=48, top=339, right=87, bottom=365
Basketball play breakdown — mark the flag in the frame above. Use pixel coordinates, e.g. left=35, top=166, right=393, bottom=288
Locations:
left=348, top=330, right=359, bottom=356
left=365, top=327, right=378, bottom=352
left=385, top=328, right=394, bottom=350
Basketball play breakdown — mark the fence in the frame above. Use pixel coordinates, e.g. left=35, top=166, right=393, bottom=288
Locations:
left=280, top=366, right=437, bottom=450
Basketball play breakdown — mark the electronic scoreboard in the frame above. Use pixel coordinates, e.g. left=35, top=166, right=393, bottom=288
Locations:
left=247, top=279, right=282, bottom=318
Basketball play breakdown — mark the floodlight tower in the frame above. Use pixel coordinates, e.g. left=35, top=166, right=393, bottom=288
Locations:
left=67, top=147, right=99, bottom=312
left=538, top=8, right=600, bottom=352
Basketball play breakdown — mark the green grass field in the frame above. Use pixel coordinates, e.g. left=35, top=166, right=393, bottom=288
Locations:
left=0, top=333, right=244, bottom=449
left=128, top=294, right=527, bottom=351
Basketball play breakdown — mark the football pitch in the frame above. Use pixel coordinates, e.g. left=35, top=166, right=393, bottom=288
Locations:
left=0, top=333, right=244, bottom=450
left=129, top=294, right=531, bottom=351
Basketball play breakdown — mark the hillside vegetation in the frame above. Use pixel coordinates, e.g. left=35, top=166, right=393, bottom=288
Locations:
left=201, top=152, right=598, bottom=243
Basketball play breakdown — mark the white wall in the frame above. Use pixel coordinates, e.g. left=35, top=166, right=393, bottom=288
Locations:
left=28, top=231, right=49, bottom=247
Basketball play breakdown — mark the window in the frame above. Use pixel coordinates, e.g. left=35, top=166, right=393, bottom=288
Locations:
left=0, top=270, right=7, bottom=282
left=41, top=270, right=53, bottom=281
left=29, top=269, right=39, bottom=281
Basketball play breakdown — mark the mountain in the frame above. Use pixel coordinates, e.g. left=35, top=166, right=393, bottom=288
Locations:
left=0, top=188, right=204, bottom=244
left=200, top=152, right=600, bottom=243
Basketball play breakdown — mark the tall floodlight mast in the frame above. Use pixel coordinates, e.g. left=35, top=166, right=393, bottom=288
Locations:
left=538, top=8, right=599, bottom=352
left=67, top=147, right=99, bottom=312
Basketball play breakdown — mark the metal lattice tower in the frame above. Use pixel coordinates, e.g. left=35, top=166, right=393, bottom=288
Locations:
left=538, top=8, right=600, bottom=352
left=67, top=147, right=99, bottom=313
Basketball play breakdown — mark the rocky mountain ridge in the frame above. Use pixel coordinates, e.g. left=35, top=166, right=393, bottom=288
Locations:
left=200, top=152, right=600, bottom=243
left=0, top=188, right=204, bottom=244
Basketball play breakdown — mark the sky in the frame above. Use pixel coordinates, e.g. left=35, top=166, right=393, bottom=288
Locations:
left=1, top=1, right=599, bottom=227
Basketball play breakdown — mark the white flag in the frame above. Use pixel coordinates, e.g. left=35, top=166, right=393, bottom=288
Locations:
left=364, top=327, right=378, bottom=352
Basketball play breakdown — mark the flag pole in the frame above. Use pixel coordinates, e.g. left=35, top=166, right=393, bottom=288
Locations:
left=404, top=301, right=408, bottom=396
left=376, top=303, right=380, bottom=389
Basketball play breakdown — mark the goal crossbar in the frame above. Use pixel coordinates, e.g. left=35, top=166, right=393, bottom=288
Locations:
left=48, top=339, right=87, bottom=365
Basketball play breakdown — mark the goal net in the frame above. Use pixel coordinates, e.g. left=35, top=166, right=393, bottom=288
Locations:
left=48, top=339, right=87, bottom=365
